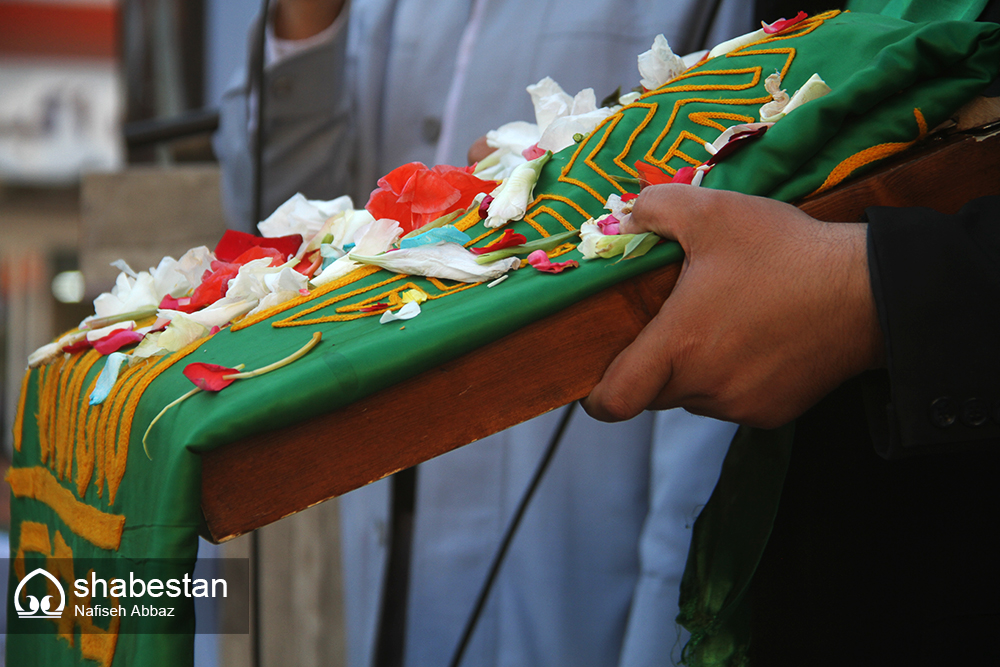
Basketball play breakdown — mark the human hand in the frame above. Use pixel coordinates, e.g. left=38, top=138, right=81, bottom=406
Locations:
left=273, top=0, right=345, bottom=40
left=582, top=185, right=885, bottom=428
left=467, top=135, right=495, bottom=166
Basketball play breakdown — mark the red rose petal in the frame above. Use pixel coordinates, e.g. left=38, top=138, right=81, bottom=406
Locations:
left=378, top=162, right=427, bottom=195
left=93, top=329, right=145, bottom=355
left=183, top=362, right=240, bottom=392
left=762, top=11, right=807, bottom=34
left=471, top=229, right=528, bottom=255
left=635, top=160, right=673, bottom=189
left=621, top=193, right=639, bottom=202
left=232, top=245, right=286, bottom=267
left=160, top=294, right=197, bottom=313
left=62, top=338, right=93, bottom=355
left=214, top=229, right=302, bottom=263
left=359, top=303, right=390, bottom=312
left=670, top=167, right=696, bottom=185
left=366, top=186, right=414, bottom=228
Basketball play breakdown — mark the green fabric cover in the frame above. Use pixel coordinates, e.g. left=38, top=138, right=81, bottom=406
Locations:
left=8, top=9, right=999, bottom=666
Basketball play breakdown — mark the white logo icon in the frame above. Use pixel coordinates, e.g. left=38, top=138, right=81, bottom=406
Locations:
left=14, top=568, right=66, bottom=620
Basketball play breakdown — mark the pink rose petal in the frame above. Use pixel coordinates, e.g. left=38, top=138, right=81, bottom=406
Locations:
left=183, top=362, right=239, bottom=392
left=762, top=11, right=807, bottom=34
left=527, top=249, right=579, bottom=274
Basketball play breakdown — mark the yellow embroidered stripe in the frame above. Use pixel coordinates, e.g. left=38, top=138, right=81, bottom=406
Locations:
left=76, top=372, right=101, bottom=498
left=104, top=359, right=156, bottom=506
left=688, top=111, right=756, bottom=132
left=230, top=265, right=382, bottom=332
left=36, top=360, right=58, bottom=465
left=13, top=367, right=31, bottom=451
left=810, top=109, right=927, bottom=196
left=6, top=466, right=125, bottom=551
left=93, top=361, right=148, bottom=498
left=111, top=337, right=207, bottom=505
left=53, top=352, right=84, bottom=480
left=274, top=272, right=407, bottom=327
left=64, top=350, right=103, bottom=483
left=612, top=102, right=658, bottom=177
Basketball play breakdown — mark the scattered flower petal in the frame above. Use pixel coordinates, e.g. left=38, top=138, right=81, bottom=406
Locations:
left=522, top=144, right=546, bottom=160
left=93, top=329, right=145, bottom=355
left=400, top=288, right=428, bottom=304
left=760, top=72, right=789, bottom=122
left=89, top=352, right=129, bottom=405
left=380, top=301, right=421, bottom=324
left=360, top=303, right=390, bottom=312
left=183, top=362, right=240, bottom=392
left=351, top=243, right=520, bottom=283
left=762, top=11, right=807, bottom=34
left=781, top=73, right=831, bottom=116
left=214, top=229, right=302, bottom=263
left=400, top=225, right=471, bottom=248
left=637, top=34, right=686, bottom=90
left=526, top=249, right=579, bottom=274
left=486, top=151, right=552, bottom=228
left=258, top=193, right=354, bottom=245
left=707, top=122, right=773, bottom=160
left=471, top=229, right=528, bottom=255
left=635, top=160, right=673, bottom=188
left=708, top=28, right=767, bottom=59
left=85, top=321, right=136, bottom=343
left=597, top=216, right=621, bottom=235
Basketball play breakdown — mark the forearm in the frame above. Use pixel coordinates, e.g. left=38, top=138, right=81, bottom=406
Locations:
left=865, top=195, right=1000, bottom=456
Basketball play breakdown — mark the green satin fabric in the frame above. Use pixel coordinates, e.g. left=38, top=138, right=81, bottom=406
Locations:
left=8, top=9, right=999, bottom=666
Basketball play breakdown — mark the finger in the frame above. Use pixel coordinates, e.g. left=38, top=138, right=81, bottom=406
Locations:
left=583, top=292, right=688, bottom=422
left=621, top=184, right=707, bottom=238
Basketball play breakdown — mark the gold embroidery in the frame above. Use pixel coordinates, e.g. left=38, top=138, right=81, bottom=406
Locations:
left=6, top=466, right=125, bottom=550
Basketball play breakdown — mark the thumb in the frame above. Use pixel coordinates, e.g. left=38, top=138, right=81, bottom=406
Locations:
left=620, top=184, right=709, bottom=241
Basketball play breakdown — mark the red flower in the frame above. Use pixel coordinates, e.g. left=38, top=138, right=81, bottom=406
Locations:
left=214, top=229, right=302, bottom=263
left=366, top=162, right=495, bottom=234
left=762, top=11, right=807, bottom=34
left=471, top=229, right=527, bottom=255
left=634, top=160, right=673, bottom=189
left=183, top=362, right=240, bottom=392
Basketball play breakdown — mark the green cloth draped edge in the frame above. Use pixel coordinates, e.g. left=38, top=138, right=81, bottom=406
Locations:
left=7, top=8, right=999, bottom=666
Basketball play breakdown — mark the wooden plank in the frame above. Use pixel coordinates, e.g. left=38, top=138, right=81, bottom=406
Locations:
left=200, top=125, right=1000, bottom=543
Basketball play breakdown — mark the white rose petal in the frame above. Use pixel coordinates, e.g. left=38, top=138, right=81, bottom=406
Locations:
left=379, top=301, right=421, bottom=324
left=351, top=243, right=520, bottom=283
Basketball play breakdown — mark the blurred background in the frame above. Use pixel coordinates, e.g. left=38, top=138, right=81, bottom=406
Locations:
left=0, top=1, right=347, bottom=665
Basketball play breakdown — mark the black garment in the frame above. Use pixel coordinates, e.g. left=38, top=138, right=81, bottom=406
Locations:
left=749, top=198, right=1000, bottom=664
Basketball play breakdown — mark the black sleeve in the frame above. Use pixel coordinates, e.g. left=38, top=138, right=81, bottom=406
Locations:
left=864, top=195, right=1000, bottom=458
